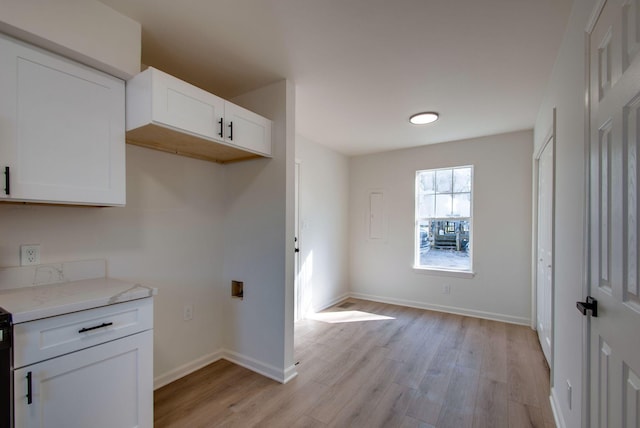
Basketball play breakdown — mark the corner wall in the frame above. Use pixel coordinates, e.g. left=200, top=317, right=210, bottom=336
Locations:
left=295, top=134, right=350, bottom=313
left=222, top=80, right=296, bottom=382
left=0, top=145, right=226, bottom=387
left=534, top=0, right=597, bottom=426
left=349, top=130, right=533, bottom=324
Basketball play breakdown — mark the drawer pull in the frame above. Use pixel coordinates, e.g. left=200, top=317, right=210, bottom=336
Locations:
left=78, top=322, right=113, bottom=333
left=26, top=371, right=32, bottom=404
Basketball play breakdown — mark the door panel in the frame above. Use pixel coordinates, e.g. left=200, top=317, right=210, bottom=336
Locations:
left=537, top=139, right=553, bottom=364
left=589, top=1, right=640, bottom=427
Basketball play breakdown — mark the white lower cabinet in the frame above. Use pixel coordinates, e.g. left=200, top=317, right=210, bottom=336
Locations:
left=12, top=299, right=154, bottom=428
left=14, top=330, right=153, bottom=428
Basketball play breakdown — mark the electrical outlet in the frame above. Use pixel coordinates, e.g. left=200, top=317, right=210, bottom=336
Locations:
left=20, top=245, right=40, bottom=266
left=442, top=284, right=451, bottom=295
left=183, top=304, right=193, bottom=321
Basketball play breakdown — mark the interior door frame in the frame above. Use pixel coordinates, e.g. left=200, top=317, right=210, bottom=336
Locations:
left=294, top=159, right=302, bottom=322
left=532, top=109, right=556, bottom=377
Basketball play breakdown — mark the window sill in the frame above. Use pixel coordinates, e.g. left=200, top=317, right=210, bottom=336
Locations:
left=412, top=266, right=475, bottom=279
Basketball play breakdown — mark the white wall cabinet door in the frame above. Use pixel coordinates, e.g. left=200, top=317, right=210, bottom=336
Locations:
left=13, top=330, right=153, bottom=428
left=0, top=34, right=126, bottom=206
left=224, top=101, right=272, bottom=156
left=150, top=68, right=226, bottom=142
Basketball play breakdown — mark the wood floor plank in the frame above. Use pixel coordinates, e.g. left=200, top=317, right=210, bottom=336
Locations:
left=436, top=365, right=480, bottom=428
left=507, top=400, right=547, bottom=428
left=480, top=319, right=508, bottom=383
left=473, top=377, right=508, bottom=428
left=291, top=415, right=327, bottom=428
left=154, top=299, right=554, bottom=428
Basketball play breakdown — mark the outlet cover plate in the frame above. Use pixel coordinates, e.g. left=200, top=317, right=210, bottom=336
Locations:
left=20, top=245, right=40, bottom=266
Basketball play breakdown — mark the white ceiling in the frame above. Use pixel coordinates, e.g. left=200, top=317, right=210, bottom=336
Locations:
left=99, top=0, right=573, bottom=156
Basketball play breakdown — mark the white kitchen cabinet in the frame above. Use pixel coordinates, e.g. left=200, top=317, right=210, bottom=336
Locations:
left=126, top=67, right=272, bottom=163
left=13, top=331, right=153, bottom=428
left=223, top=101, right=272, bottom=156
left=12, top=298, right=154, bottom=428
left=0, top=33, right=126, bottom=206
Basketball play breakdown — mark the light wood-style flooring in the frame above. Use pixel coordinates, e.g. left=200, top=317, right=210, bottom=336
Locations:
left=155, top=299, right=555, bottom=427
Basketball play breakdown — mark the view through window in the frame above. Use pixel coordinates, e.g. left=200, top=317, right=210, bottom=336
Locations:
left=415, top=166, right=473, bottom=271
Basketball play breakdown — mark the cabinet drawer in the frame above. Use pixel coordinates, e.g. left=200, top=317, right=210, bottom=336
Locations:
left=13, top=298, right=153, bottom=368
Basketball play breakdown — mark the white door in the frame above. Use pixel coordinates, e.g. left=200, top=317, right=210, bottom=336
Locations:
left=537, top=138, right=554, bottom=365
left=587, top=0, right=640, bottom=426
left=13, top=331, right=153, bottom=428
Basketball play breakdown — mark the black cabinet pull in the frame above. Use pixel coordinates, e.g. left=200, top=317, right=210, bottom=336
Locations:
left=228, top=121, right=233, bottom=141
left=26, top=371, right=32, bottom=405
left=576, top=296, right=598, bottom=317
left=4, top=166, right=9, bottom=195
left=78, top=322, right=113, bottom=333
left=218, top=118, right=224, bottom=138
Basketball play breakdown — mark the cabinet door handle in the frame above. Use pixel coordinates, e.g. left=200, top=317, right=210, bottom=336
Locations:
left=26, top=371, right=32, bottom=405
left=4, top=166, right=9, bottom=195
left=228, top=121, right=233, bottom=141
left=218, top=118, right=224, bottom=138
left=78, top=322, right=113, bottom=333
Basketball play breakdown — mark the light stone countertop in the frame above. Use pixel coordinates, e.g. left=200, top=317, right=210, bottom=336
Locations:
left=0, top=276, right=157, bottom=324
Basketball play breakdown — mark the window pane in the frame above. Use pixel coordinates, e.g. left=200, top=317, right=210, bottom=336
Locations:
left=452, top=193, right=471, bottom=217
left=418, top=171, right=435, bottom=194
left=435, top=194, right=452, bottom=217
left=453, top=168, right=471, bottom=192
left=435, top=169, right=452, bottom=193
left=418, top=194, right=435, bottom=217
left=418, top=220, right=431, bottom=249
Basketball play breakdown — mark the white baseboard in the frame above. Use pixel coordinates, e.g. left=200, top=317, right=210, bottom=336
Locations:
left=550, top=386, right=567, bottom=428
left=154, top=350, right=223, bottom=390
left=154, top=348, right=298, bottom=390
left=220, top=349, right=298, bottom=384
left=312, top=292, right=350, bottom=313
left=349, top=292, right=530, bottom=325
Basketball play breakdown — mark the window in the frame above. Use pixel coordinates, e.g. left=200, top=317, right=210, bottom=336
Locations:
left=415, top=166, right=473, bottom=272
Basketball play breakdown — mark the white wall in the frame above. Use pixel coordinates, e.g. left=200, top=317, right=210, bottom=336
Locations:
left=0, top=145, right=226, bottom=385
left=0, top=0, right=140, bottom=78
left=534, top=0, right=597, bottom=426
left=349, top=130, right=533, bottom=324
left=222, top=80, right=297, bottom=382
left=295, top=134, right=350, bottom=313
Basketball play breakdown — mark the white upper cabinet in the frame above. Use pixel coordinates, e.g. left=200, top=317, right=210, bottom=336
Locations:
left=224, top=101, right=272, bottom=156
left=0, top=33, right=126, bottom=206
left=126, top=67, right=272, bottom=163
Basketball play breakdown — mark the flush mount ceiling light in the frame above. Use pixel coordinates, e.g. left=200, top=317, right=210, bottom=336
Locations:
left=409, top=112, right=439, bottom=125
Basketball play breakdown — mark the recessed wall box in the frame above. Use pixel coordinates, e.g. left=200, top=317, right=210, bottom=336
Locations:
left=232, top=281, right=244, bottom=299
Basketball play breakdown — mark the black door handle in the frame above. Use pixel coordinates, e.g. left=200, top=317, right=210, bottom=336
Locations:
left=4, top=166, right=9, bottom=195
left=78, top=322, right=113, bottom=333
left=26, top=371, right=32, bottom=404
left=576, top=296, right=598, bottom=317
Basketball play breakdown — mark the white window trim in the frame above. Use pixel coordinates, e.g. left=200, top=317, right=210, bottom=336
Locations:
left=414, top=166, right=474, bottom=274
left=412, top=266, right=476, bottom=278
